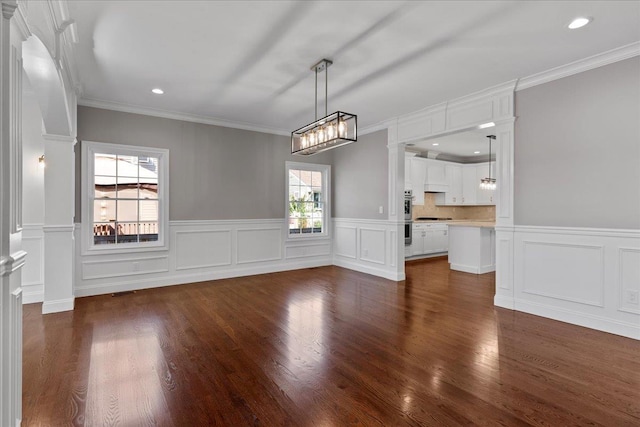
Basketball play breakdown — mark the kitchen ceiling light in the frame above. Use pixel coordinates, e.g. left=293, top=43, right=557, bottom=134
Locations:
left=479, top=135, right=496, bottom=190
left=151, top=88, right=164, bottom=95
left=291, top=59, right=357, bottom=155
left=432, top=143, right=439, bottom=146
left=474, top=151, right=480, bottom=154
left=568, top=17, right=591, bottom=29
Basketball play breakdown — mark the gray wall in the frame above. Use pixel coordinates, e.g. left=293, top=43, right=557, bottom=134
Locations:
left=514, top=57, right=640, bottom=229
left=332, top=129, right=388, bottom=219
left=76, top=107, right=332, bottom=221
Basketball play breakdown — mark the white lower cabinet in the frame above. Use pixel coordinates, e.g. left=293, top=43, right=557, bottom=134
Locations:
left=410, top=224, right=448, bottom=257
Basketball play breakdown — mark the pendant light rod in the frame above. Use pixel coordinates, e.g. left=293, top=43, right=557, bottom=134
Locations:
left=325, top=62, right=328, bottom=117
left=311, top=59, right=332, bottom=120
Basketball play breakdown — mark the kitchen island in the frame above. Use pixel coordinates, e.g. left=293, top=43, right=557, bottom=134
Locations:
left=447, top=221, right=495, bottom=274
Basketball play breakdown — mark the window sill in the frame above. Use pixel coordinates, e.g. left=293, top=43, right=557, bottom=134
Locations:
left=82, top=241, right=168, bottom=256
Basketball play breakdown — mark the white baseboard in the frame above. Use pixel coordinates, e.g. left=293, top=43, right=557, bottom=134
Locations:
left=449, top=263, right=494, bottom=275
left=494, top=294, right=514, bottom=309
left=333, top=258, right=405, bottom=281
left=42, top=298, right=74, bottom=314
left=514, top=298, right=640, bottom=341
left=22, top=283, right=43, bottom=304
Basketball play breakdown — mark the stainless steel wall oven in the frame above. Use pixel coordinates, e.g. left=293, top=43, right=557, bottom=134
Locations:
left=404, top=190, right=412, bottom=245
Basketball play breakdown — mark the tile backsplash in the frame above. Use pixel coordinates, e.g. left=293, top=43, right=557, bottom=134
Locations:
left=412, top=193, right=495, bottom=220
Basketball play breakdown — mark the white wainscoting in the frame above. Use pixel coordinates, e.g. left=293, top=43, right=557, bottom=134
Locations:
left=21, top=224, right=44, bottom=303
left=333, top=218, right=404, bottom=281
left=505, top=226, right=640, bottom=340
left=73, top=219, right=332, bottom=297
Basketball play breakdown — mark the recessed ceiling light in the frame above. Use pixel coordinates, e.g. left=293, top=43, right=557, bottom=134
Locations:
left=432, top=143, right=439, bottom=146
left=151, top=88, right=164, bottom=95
left=474, top=151, right=480, bottom=154
left=478, top=122, right=495, bottom=129
left=568, top=17, right=591, bottom=29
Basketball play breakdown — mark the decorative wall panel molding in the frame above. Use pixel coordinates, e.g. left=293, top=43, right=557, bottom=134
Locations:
left=334, top=225, right=357, bottom=259
left=73, top=219, right=332, bottom=298
left=333, top=219, right=404, bottom=281
left=175, top=229, right=232, bottom=270
left=618, top=248, right=640, bottom=315
left=359, top=228, right=386, bottom=265
left=511, top=225, right=640, bottom=340
left=21, top=225, right=44, bottom=303
left=82, top=255, right=170, bottom=280
left=521, top=241, right=605, bottom=307
left=236, top=228, right=282, bottom=264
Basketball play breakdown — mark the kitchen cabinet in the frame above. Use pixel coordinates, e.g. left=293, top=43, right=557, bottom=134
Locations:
left=411, top=223, right=448, bottom=257
left=404, top=156, right=412, bottom=190
left=435, top=162, right=495, bottom=206
left=435, top=164, right=462, bottom=205
left=448, top=222, right=495, bottom=274
left=461, top=166, right=477, bottom=205
left=424, top=160, right=448, bottom=192
left=410, top=157, right=427, bottom=205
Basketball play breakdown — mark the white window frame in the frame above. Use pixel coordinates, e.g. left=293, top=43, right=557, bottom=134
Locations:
left=81, top=141, right=169, bottom=255
left=285, top=161, right=331, bottom=240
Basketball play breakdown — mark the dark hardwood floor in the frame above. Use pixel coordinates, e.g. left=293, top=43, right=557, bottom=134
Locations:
left=23, top=258, right=640, bottom=426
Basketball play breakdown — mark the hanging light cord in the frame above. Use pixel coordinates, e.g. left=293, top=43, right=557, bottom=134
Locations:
left=490, top=135, right=493, bottom=183
left=325, top=63, right=328, bottom=117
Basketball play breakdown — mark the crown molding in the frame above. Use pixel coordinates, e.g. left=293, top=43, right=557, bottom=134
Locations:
left=78, top=97, right=292, bottom=137
left=12, top=3, right=31, bottom=41
left=359, top=119, right=394, bottom=136
left=42, top=133, right=76, bottom=144
left=516, top=41, right=640, bottom=91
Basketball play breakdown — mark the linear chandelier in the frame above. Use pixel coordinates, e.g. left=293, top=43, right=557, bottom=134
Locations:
left=479, top=135, right=496, bottom=190
left=291, top=59, right=357, bottom=155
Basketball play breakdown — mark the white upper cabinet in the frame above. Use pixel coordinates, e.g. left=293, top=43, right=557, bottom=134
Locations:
left=408, top=157, right=495, bottom=207
left=435, top=161, right=495, bottom=206
left=461, top=166, right=478, bottom=205
left=435, top=164, right=462, bottom=205
left=410, top=157, right=427, bottom=205
left=424, top=160, right=448, bottom=192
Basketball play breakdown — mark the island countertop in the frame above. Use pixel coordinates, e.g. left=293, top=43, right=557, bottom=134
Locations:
left=446, top=221, right=495, bottom=228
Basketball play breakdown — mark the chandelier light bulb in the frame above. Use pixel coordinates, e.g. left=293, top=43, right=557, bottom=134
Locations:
left=338, top=120, right=347, bottom=138
left=327, top=122, right=336, bottom=139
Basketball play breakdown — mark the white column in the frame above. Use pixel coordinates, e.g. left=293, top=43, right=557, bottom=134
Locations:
left=42, top=133, right=75, bottom=313
left=494, top=120, right=516, bottom=309
left=1, top=1, right=25, bottom=425
left=387, top=121, right=405, bottom=281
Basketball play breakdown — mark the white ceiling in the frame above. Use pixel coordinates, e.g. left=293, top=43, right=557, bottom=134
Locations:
left=408, top=127, right=498, bottom=161
left=67, top=1, right=640, bottom=136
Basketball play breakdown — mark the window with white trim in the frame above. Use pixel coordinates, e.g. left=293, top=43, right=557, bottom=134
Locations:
left=286, top=162, right=330, bottom=238
left=82, top=141, right=169, bottom=252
